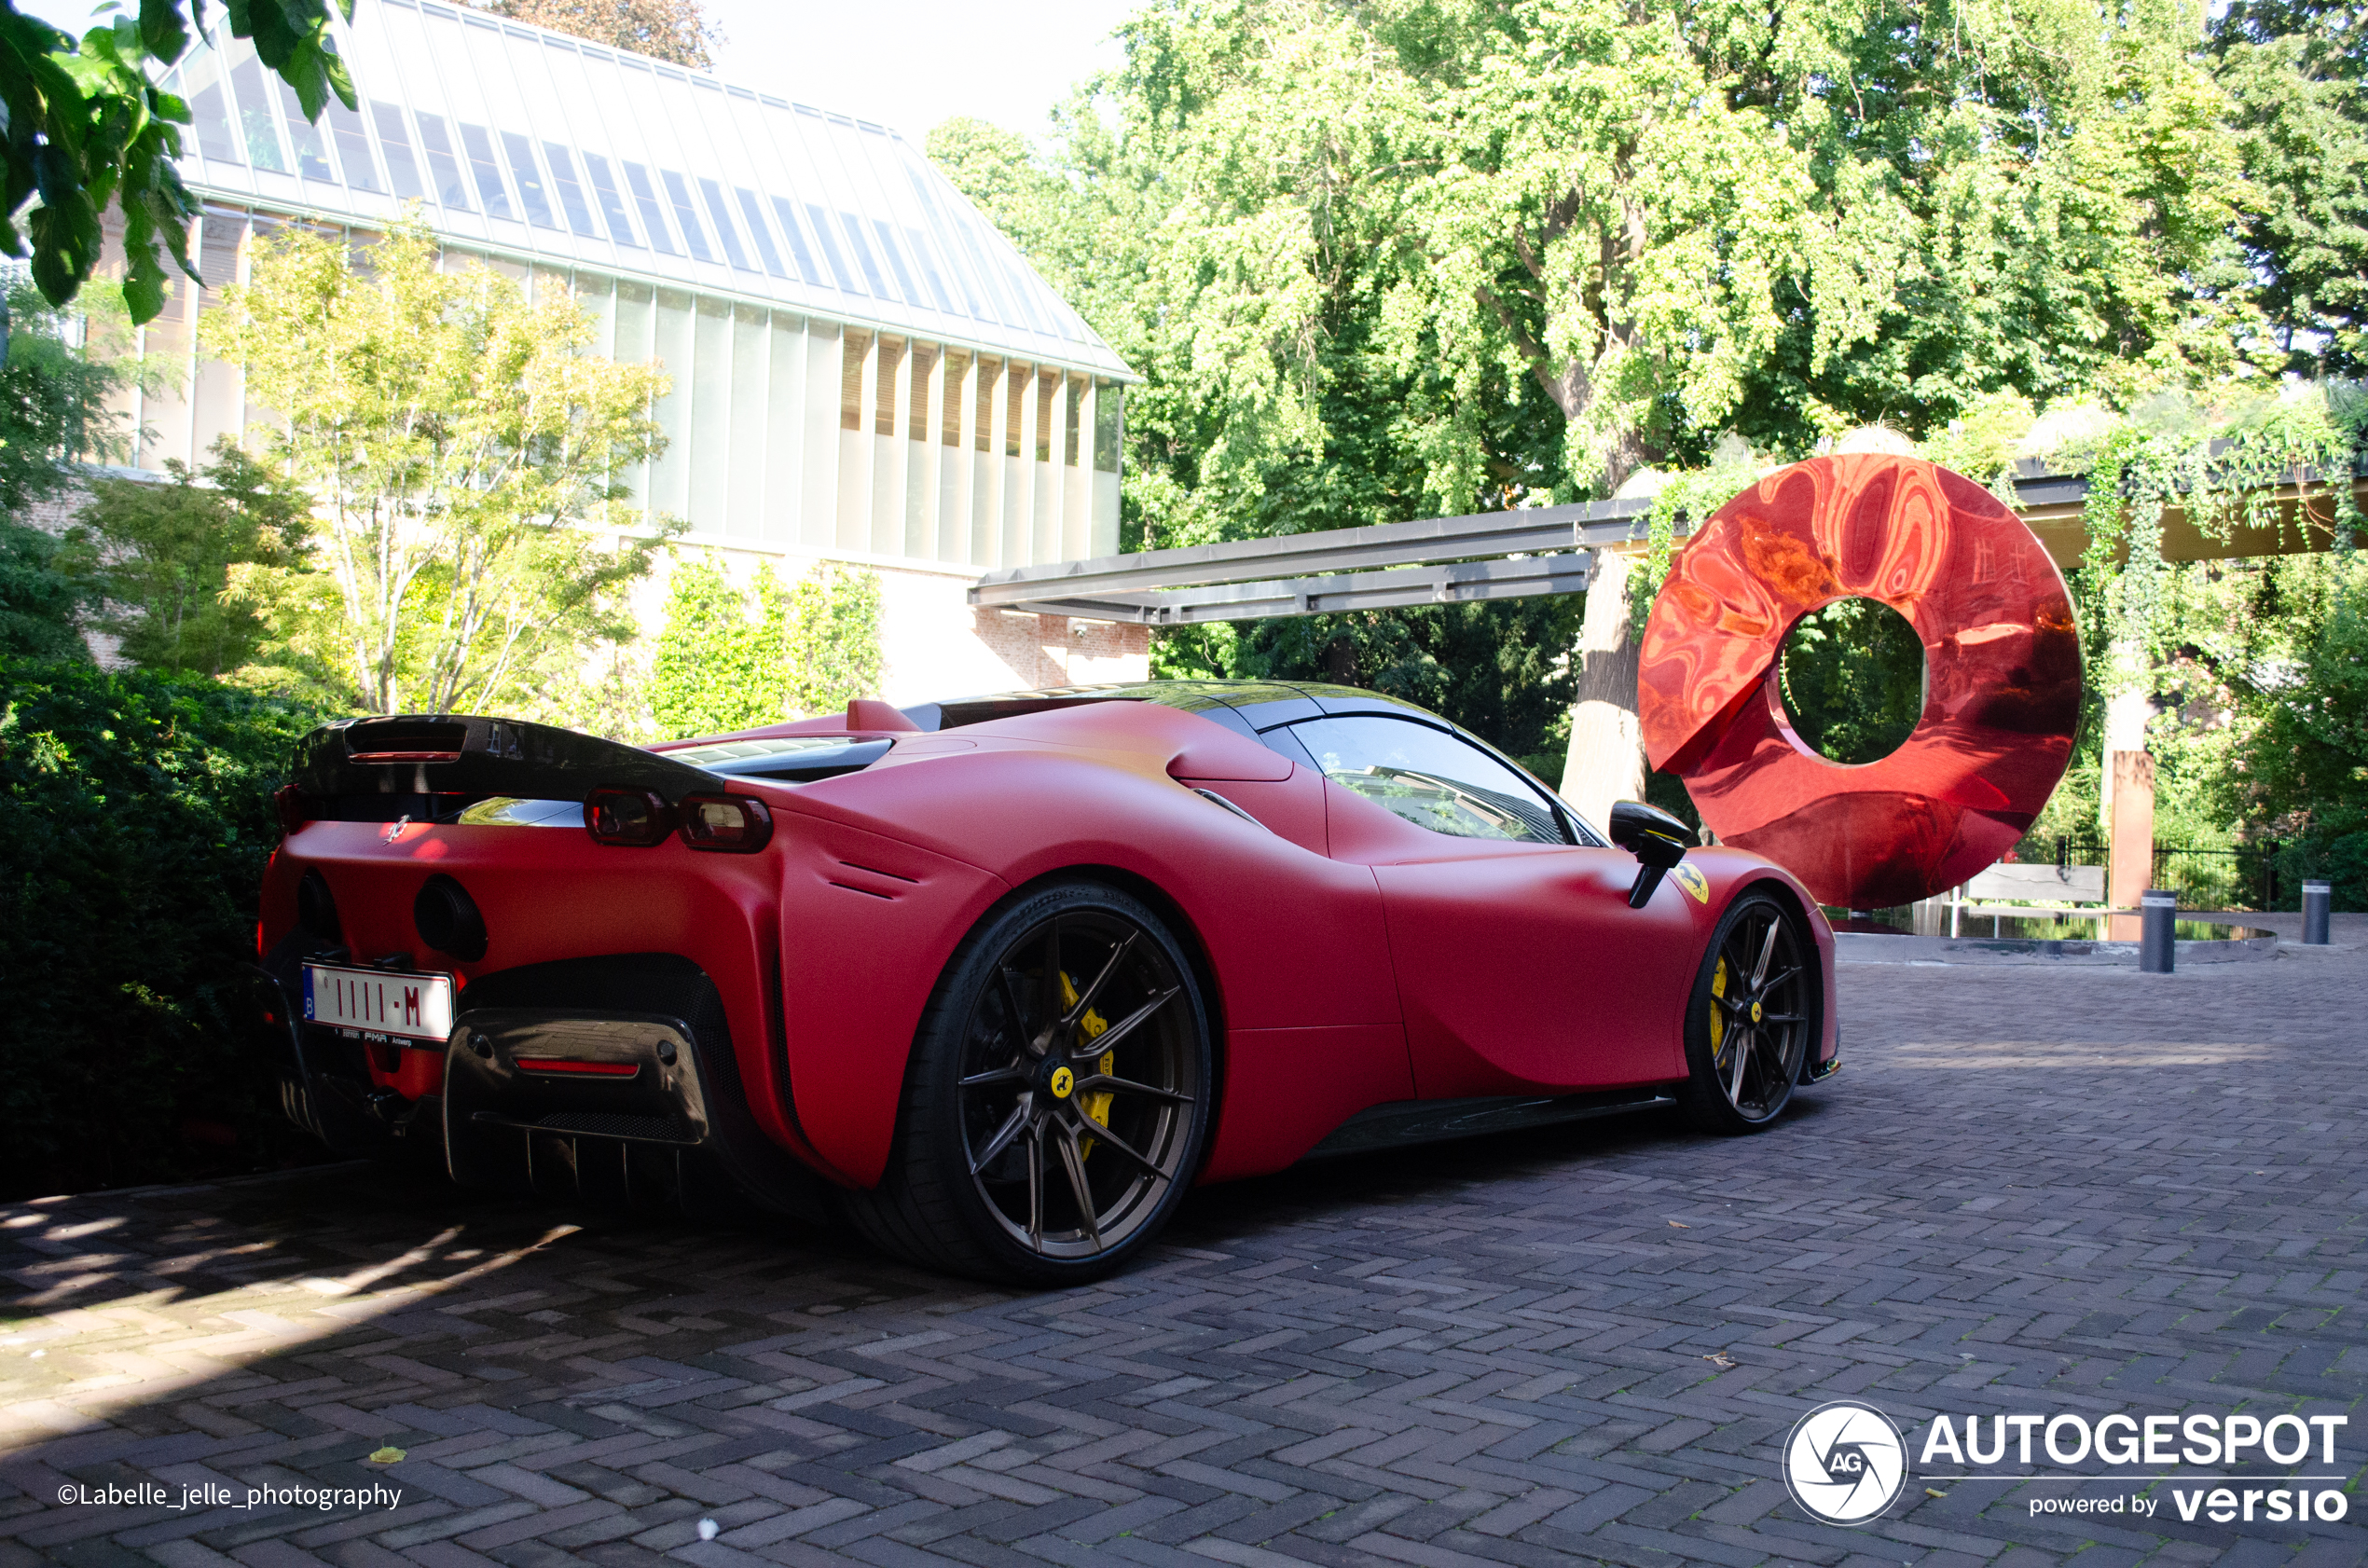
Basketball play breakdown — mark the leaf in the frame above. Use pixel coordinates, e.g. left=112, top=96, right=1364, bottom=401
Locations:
left=366, top=1446, right=406, bottom=1464
left=140, top=0, right=192, bottom=62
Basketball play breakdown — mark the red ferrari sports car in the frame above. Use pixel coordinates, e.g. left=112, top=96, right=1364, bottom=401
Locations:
left=252, top=680, right=1838, bottom=1282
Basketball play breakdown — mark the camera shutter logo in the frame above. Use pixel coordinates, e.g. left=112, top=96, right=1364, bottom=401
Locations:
left=1784, top=1400, right=1909, bottom=1525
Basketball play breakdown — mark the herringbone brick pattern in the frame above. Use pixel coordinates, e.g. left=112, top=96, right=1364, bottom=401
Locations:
left=3, top=918, right=2362, bottom=1567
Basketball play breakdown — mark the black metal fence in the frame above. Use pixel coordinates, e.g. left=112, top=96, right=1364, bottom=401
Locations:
left=2033, top=836, right=2283, bottom=911
left=2151, top=846, right=2282, bottom=912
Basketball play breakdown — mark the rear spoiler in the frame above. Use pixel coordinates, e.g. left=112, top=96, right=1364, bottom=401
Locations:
left=289, top=715, right=727, bottom=806
left=646, top=699, right=925, bottom=751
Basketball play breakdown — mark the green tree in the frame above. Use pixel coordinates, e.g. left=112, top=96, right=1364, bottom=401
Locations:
left=649, top=554, right=789, bottom=738
left=941, top=0, right=2260, bottom=760
left=0, top=1, right=352, bottom=323
left=466, top=0, right=721, bottom=69
left=66, top=438, right=311, bottom=676
left=648, top=557, right=884, bottom=737
left=1775, top=598, right=1926, bottom=766
left=0, top=277, right=132, bottom=661
left=953, top=0, right=2252, bottom=533
left=0, top=522, right=87, bottom=659
left=211, top=219, right=673, bottom=715
left=2211, top=0, right=2368, bottom=377
left=784, top=561, right=882, bottom=717
left=0, top=276, right=129, bottom=513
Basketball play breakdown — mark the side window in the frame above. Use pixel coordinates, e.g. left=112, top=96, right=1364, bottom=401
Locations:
left=1289, top=716, right=1568, bottom=845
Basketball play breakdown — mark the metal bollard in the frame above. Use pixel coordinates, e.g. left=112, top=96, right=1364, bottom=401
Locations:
left=2140, top=888, right=2177, bottom=973
left=2303, top=879, right=2332, bottom=945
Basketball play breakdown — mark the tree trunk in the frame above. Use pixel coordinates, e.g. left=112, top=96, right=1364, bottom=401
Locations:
left=1559, top=545, right=1649, bottom=832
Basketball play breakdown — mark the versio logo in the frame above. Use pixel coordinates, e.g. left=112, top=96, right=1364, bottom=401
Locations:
left=1785, top=1400, right=1909, bottom=1525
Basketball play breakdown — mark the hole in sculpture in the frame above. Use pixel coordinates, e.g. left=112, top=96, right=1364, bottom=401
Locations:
left=1776, top=598, right=1926, bottom=765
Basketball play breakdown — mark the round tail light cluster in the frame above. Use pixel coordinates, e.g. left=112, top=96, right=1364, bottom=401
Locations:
left=678, top=794, right=773, bottom=852
left=584, top=787, right=674, bottom=846
left=583, top=787, right=774, bottom=853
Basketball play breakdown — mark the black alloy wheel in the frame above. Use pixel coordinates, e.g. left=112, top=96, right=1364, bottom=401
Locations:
left=844, top=880, right=1213, bottom=1284
left=1680, top=891, right=1814, bottom=1132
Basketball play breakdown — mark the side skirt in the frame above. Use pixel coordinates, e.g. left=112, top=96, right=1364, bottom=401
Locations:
left=1302, top=1087, right=1679, bottom=1162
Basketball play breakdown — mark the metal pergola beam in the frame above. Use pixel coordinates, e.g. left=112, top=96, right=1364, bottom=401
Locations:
left=984, top=552, right=1597, bottom=626
left=971, top=458, right=2366, bottom=624
left=971, top=496, right=1654, bottom=608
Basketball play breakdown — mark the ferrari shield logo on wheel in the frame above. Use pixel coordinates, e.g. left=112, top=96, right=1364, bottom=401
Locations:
left=1783, top=1399, right=1908, bottom=1525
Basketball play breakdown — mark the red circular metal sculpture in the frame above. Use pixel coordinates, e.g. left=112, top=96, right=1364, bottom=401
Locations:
left=1637, top=455, right=2082, bottom=910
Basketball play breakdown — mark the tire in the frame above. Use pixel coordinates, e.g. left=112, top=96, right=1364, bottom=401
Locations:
left=842, top=879, right=1216, bottom=1286
left=1679, top=890, right=1815, bottom=1133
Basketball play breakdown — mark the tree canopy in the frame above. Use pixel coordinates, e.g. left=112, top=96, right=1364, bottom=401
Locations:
left=943, top=0, right=2262, bottom=543
left=210, top=219, right=672, bottom=715
left=935, top=0, right=2365, bottom=872
left=2211, top=0, right=2368, bottom=377
left=0, top=0, right=352, bottom=323
left=461, top=0, right=721, bottom=71
left=66, top=440, right=313, bottom=678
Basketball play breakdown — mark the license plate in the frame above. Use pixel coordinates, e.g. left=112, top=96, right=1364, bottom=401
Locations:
left=302, top=963, right=455, bottom=1043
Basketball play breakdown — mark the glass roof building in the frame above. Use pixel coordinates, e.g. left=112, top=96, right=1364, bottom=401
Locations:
left=128, top=0, right=1134, bottom=574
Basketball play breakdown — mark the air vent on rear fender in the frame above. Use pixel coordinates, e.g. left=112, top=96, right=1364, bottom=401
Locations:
left=346, top=720, right=468, bottom=764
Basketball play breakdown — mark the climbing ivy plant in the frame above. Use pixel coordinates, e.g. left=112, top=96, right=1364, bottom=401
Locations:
left=2074, top=386, right=2363, bottom=688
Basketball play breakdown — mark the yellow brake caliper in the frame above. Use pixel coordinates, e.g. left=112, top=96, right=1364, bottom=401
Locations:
left=1709, top=956, right=1728, bottom=1062
left=1058, top=972, right=1115, bottom=1156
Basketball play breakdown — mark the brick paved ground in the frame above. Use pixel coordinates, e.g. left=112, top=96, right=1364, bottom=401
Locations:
left=3, top=916, right=2362, bottom=1568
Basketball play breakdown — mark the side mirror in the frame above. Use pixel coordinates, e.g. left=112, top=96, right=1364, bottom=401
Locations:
left=1607, top=799, right=1692, bottom=909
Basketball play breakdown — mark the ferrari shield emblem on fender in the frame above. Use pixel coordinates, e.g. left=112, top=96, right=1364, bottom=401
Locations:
left=1670, top=863, right=1710, bottom=904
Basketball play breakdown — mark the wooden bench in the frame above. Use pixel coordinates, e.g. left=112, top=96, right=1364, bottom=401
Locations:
left=1937, top=861, right=2112, bottom=938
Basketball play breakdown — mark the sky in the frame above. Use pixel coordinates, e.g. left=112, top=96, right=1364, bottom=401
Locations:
left=19, top=0, right=1140, bottom=146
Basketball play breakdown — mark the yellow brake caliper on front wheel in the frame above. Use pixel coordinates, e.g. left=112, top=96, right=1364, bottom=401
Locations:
left=1709, top=956, right=1728, bottom=1063
left=1058, top=972, right=1115, bottom=1156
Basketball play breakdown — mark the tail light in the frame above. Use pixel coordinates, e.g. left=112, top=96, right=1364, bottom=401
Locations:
left=515, top=1057, right=640, bottom=1078
left=678, top=793, right=774, bottom=853
left=584, top=786, right=674, bottom=846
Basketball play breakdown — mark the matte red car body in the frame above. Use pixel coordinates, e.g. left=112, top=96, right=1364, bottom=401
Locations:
left=259, top=693, right=1839, bottom=1194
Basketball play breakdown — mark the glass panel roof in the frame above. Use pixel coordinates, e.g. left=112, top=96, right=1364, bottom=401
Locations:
left=163, top=0, right=1130, bottom=378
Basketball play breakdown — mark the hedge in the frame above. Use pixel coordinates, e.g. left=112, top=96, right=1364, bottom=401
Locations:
left=0, top=659, right=328, bottom=1198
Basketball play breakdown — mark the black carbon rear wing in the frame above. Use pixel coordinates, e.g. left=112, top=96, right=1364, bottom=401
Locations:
left=288, top=715, right=727, bottom=815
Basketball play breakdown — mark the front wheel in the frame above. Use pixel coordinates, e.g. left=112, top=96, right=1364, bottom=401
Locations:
left=843, top=880, right=1214, bottom=1285
left=1679, top=890, right=1815, bottom=1133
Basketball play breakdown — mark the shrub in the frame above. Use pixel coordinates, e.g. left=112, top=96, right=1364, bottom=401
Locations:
left=649, top=556, right=791, bottom=738
left=0, top=659, right=326, bottom=1198
left=649, top=555, right=885, bottom=740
